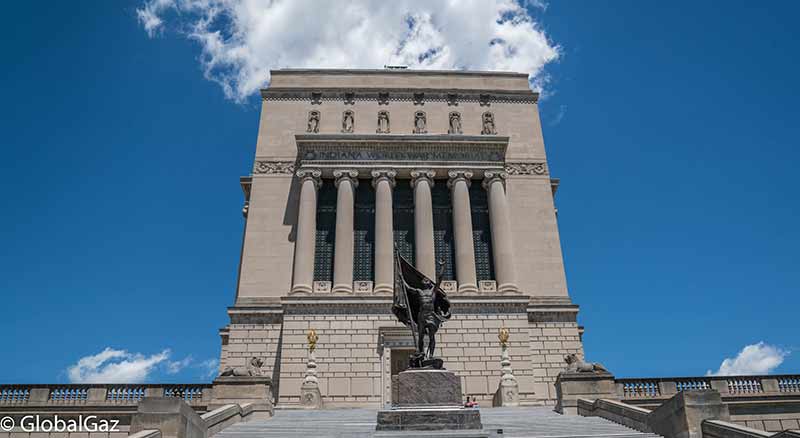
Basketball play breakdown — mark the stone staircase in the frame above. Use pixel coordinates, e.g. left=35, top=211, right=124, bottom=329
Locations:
left=213, top=407, right=663, bottom=438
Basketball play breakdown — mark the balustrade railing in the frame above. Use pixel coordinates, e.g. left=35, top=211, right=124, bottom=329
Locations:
left=622, top=380, right=661, bottom=398
left=617, top=374, right=800, bottom=401
left=0, top=384, right=211, bottom=406
left=675, top=378, right=711, bottom=392
left=779, top=376, right=800, bottom=393
left=0, top=387, right=29, bottom=402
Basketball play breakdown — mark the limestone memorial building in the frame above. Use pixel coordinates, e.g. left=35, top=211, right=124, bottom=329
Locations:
left=219, top=69, right=582, bottom=408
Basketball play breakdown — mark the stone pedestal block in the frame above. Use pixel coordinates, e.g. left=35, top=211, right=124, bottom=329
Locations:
left=376, top=407, right=484, bottom=432
left=300, top=381, right=322, bottom=409
left=377, top=369, right=484, bottom=433
left=555, top=372, right=617, bottom=415
left=130, top=397, right=206, bottom=438
left=398, top=369, right=462, bottom=407
left=493, top=381, right=519, bottom=407
left=209, top=376, right=273, bottom=419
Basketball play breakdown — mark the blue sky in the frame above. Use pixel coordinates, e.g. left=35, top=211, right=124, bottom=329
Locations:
left=1, top=1, right=798, bottom=383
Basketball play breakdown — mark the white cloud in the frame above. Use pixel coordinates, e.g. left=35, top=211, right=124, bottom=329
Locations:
left=166, top=356, right=193, bottom=374
left=707, top=342, right=789, bottom=376
left=67, top=348, right=170, bottom=383
left=198, top=358, right=220, bottom=379
left=135, top=0, right=560, bottom=101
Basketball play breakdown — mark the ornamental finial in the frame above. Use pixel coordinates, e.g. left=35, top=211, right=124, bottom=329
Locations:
left=498, top=326, right=510, bottom=347
left=307, top=328, right=319, bottom=352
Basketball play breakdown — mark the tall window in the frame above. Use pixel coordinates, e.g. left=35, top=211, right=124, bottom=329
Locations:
left=353, top=180, right=375, bottom=281
left=470, top=182, right=495, bottom=281
left=393, top=181, right=415, bottom=265
left=313, top=181, right=336, bottom=282
left=432, top=182, right=455, bottom=281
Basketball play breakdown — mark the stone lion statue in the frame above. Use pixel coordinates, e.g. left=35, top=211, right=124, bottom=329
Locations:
left=219, top=357, right=264, bottom=377
left=564, top=353, right=608, bottom=373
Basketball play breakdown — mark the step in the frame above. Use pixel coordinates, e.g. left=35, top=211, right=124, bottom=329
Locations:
left=212, top=407, right=663, bottom=438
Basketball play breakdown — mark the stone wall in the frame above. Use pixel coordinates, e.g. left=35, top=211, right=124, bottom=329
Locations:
left=220, top=299, right=583, bottom=408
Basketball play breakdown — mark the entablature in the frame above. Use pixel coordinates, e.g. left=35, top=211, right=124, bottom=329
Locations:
left=294, top=133, right=508, bottom=178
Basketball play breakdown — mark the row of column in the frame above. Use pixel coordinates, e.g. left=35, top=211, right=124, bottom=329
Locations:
left=290, top=169, right=519, bottom=295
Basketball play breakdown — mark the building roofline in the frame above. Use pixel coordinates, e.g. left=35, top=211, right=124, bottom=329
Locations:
left=269, top=68, right=530, bottom=78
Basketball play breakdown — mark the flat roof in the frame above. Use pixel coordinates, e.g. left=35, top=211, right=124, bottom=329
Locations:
left=270, top=68, right=529, bottom=78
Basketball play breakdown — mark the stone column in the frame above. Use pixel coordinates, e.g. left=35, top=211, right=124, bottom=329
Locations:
left=448, top=170, right=478, bottom=294
left=372, top=169, right=396, bottom=295
left=332, top=169, right=358, bottom=294
left=411, top=169, right=436, bottom=280
left=291, top=169, right=322, bottom=295
left=483, top=171, right=519, bottom=293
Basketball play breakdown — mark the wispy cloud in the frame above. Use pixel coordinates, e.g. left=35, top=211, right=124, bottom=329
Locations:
left=549, top=104, right=567, bottom=126
left=67, top=348, right=170, bottom=383
left=66, top=348, right=218, bottom=383
left=135, top=0, right=561, bottom=102
left=198, top=358, right=219, bottom=379
left=707, top=342, right=789, bottom=376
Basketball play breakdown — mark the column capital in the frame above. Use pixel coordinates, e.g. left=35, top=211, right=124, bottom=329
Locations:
left=333, top=169, right=359, bottom=188
left=410, top=169, right=436, bottom=189
left=482, top=170, right=507, bottom=190
left=296, top=168, right=322, bottom=189
left=371, top=169, right=397, bottom=188
left=447, top=169, right=473, bottom=189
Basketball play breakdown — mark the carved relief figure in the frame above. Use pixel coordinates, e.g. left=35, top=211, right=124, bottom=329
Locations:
left=219, top=356, right=264, bottom=377
left=448, top=112, right=462, bottom=134
left=307, top=111, right=320, bottom=133
left=413, top=111, right=427, bottom=134
left=341, top=110, right=354, bottom=133
left=481, top=111, right=496, bottom=135
left=376, top=110, right=390, bottom=133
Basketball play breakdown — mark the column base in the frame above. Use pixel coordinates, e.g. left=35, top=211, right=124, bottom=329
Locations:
left=373, top=283, right=393, bottom=295
left=331, top=284, right=353, bottom=294
left=290, top=284, right=313, bottom=295
left=497, top=283, right=520, bottom=294
left=457, top=283, right=479, bottom=294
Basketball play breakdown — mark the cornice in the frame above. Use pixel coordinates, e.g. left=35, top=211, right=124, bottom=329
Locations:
left=261, top=88, right=538, bottom=104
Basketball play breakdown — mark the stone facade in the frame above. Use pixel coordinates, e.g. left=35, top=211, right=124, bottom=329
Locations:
left=219, top=69, right=584, bottom=408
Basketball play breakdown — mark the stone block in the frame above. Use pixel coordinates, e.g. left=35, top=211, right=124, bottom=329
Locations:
left=398, top=369, right=463, bottom=407
left=328, top=377, right=350, bottom=396
left=353, top=281, right=373, bottom=294
left=648, top=390, right=730, bottom=438
left=465, top=376, right=488, bottom=395
left=351, top=377, right=373, bottom=396
left=209, top=376, right=273, bottom=419
left=300, top=381, right=322, bottom=409
left=375, top=408, right=484, bottom=432
left=130, top=397, right=206, bottom=438
left=555, top=372, right=617, bottom=415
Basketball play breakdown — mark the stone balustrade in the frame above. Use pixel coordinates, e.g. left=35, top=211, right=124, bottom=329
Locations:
left=616, top=374, right=800, bottom=403
left=0, top=383, right=212, bottom=407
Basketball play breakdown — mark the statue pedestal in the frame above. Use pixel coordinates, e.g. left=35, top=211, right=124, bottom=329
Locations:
left=209, top=376, right=274, bottom=419
left=300, top=381, right=322, bottom=409
left=555, top=372, right=617, bottom=415
left=376, top=369, right=485, bottom=435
